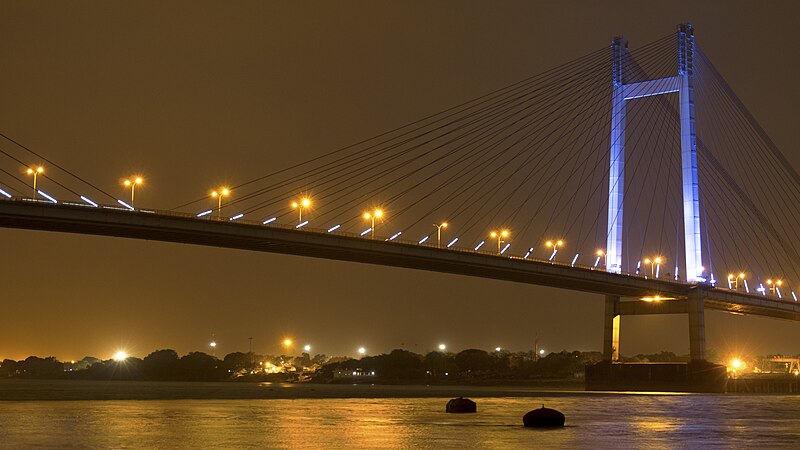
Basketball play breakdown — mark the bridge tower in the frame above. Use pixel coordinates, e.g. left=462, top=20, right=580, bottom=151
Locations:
left=606, top=23, right=703, bottom=283
left=603, top=24, right=707, bottom=364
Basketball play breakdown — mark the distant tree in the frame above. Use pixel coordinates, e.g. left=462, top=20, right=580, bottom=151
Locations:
left=178, top=352, right=220, bottom=381
left=74, top=357, right=101, bottom=371
left=142, top=349, right=180, bottom=380
left=0, top=359, right=20, bottom=377
left=222, top=352, right=250, bottom=373
left=423, top=351, right=457, bottom=377
left=22, top=356, right=64, bottom=378
left=455, top=349, right=494, bottom=373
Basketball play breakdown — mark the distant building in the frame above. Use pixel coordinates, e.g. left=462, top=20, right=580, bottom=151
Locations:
left=333, top=368, right=376, bottom=379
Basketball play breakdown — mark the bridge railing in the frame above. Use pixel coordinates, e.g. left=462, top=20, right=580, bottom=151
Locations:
left=4, top=195, right=795, bottom=303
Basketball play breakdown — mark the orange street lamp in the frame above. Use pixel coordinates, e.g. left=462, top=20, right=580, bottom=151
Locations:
left=363, top=209, right=383, bottom=239
left=211, top=187, right=231, bottom=218
left=490, top=230, right=509, bottom=253
left=122, top=176, right=143, bottom=204
left=291, top=197, right=311, bottom=224
left=545, top=240, right=564, bottom=260
left=434, top=222, right=448, bottom=248
left=26, top=166, right=44, bottom=198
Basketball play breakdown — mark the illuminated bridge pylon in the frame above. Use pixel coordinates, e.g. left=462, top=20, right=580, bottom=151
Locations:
left=604, top=23, right=706, bottom=363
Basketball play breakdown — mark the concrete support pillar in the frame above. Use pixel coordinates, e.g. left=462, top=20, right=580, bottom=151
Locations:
left=687, top=289, right=706, bottom=361
left=603, top=295, right=620, bottom=361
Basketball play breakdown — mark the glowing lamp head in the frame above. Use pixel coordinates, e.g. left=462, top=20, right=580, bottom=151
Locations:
left=739, top=272, right=745, bottom=279
left=491, top=232, right=498, bottom=238
left=767, top=279, right=773, bottom=285
left=357, top=347, right=366, bottom=355
left=730, top=358, right=743, bottom=370
left=596, top=250, right=604, bottom=256
left=209, top=341, right=217, bottom=348
left=221, top=188, right=230, bottom=196
left=26, top=168, right=33, bottom=175
left=301, top=198, right=311, bottom=207
left=438, top=344, right=446, bottom=351
left=502, top=230, right=509, bottom=238
left=283, top=338, right=293, bottom=348
left=644, top=258, right=651, bottom=264
left=654, top=257, right=662, bottom=264
left=545, top=241, right=552, bottom=247
left=292, top=201, right=298, bottom=208
left=303, top=344, right=311, bottom=352
left=374, top=209, right=383, bottom=218
left=777, top=280, right=783, bottom=286
left=363, top=212, right=371, bottom=219
left=113, top=351, right=128, bottom=361
left=539, top=349, right=545, bottom=355
left=124, top=179, right=131, bottom=186
left=495, top=347, right=502, bottom=352
left=134, top=177, right=143, bottom=184
left=728, top=273, right=734, bottom=280
left=441, top=222, right=448, bottom=228
left=556, top=240, right=562, bottom=246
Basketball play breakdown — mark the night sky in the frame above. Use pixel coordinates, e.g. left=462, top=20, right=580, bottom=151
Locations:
left=1, top=0, right=799, bottom=361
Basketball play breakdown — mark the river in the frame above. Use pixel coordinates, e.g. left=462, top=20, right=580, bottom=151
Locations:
left=1, top=381, right=798, bottom=448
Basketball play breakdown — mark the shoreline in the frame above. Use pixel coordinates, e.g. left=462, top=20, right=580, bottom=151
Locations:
left=0, top=379, right=666, bottom=401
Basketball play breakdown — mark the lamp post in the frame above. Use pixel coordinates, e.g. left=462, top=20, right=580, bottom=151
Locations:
left=490, top=230, right=509, bottom=253
left=211, top=188, right=230, bottom=218
left=363, top=209, right=383, bottom=239
left=545, top=240, right=563, bottom=260
left=595, top=249, right=606, bottom=268
left=26, top=166, right=44, bottom=198
left=654, top=257, right=663, bottom=278
left=434, top=222, right=448, bottom=248
left=122, top=176, right=143, bottom=205
left=767, top=279, right=783, bottom=295
left=291, top=197, right=311, bottom=224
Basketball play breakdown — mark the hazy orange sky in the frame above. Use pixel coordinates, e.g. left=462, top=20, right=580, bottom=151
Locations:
left=1, top=1, right=799, bottom=361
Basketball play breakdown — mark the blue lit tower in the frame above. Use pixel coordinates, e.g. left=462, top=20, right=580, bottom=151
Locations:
left=606, top=23, right=703, bottom=282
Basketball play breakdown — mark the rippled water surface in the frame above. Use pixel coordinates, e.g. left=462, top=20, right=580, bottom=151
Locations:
left=2, top=391, right=800, bottom=448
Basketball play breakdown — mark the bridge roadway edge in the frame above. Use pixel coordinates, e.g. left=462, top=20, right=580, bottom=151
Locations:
left=0, top=200, right=799, bottom=321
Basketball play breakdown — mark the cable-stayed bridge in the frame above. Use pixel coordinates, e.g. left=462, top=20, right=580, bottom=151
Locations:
left=0, top=24, right=798, bottom=366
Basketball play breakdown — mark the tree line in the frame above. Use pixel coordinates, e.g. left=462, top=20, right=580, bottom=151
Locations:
left=1, top=348, right=697, bottom=382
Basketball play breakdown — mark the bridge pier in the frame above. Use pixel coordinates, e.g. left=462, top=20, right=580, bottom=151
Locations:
left=687, top=289, right=706, bottom=361
left=602, top=295, right=620, bottom=362
left=590, top=290, right=724, bottom=392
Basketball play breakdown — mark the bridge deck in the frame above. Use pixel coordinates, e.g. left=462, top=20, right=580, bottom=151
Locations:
left=0, top=199, right=798, bottom=321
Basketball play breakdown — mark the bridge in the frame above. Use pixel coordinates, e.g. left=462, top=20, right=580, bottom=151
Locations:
left=1, top=23, right=798, bottom=368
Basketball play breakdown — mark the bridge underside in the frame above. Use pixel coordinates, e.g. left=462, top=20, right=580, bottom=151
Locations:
left=0, top=200, right=799, bottom=322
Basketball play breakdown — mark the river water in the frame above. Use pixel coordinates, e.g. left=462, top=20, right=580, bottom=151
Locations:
left=1, top=384, right=799, bottom=448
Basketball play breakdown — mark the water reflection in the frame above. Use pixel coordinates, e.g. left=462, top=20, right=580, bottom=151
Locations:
left=2, top=394, right=800, bottom=447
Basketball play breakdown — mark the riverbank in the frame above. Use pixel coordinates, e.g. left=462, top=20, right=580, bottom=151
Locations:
left=0, top=379, right=593, bottom=401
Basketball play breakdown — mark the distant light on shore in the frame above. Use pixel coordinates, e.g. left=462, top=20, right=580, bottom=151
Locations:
left=113, top=351, right=128, bottom=361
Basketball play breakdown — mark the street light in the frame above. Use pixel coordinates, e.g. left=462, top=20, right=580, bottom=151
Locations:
left=303, top=344, right=311, bottom=352
left=545, top=240, right=563, bottom=260
left=767, top=279, right=783, bottom=295
left=25, top=166, right=44, bottom=198
left=654, top=257, right=663, bottom=278
left=210, top=187, right=231, bottom=218
left=291, top=197, right=311, bottom=224
left=438, top=343, right=447, bottom=351
left=357, top=347, right=366, bottom=355
left=434, top=222, right=448, bottom=248
left=122, top=176, right=143, bottom=205
left=644, top=257, right=663, bottom=278
left=363, top=209, right=383, bottom=239
left=113, top=350, right=128, bottom=361
left=490, top=230, right=509, bottom=253
left=595, top=249, right=606, bottom=268
left=209, top=340, right=217, bottom=357
left=283, top=338, right=293, bottom=349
